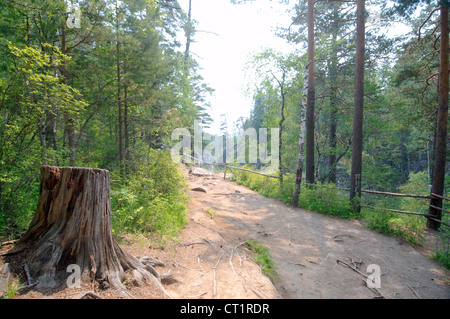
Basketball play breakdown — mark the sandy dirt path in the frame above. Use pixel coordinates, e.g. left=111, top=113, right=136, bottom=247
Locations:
left=173, top=167, right=449, bottom=299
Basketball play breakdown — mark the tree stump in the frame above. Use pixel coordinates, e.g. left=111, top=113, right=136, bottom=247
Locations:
left=6, top=166, right=168, bottom=295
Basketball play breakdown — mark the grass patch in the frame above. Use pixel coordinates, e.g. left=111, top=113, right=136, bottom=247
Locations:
left=206, top=207, right=216, bottom=219
left=246, top=239, right=277, bottom=280
left=0, top=278, right=22, bottom=299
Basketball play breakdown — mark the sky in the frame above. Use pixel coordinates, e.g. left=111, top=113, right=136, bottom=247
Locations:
left=176, top=0, right=411, bottom=135
left=178, top=0, right=295, bottom=134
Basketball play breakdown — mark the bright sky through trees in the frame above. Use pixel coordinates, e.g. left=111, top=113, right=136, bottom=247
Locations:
left=178, top=0, right=295, bottom=134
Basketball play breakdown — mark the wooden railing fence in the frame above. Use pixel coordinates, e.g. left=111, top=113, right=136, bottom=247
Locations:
left=181, top=156, right=448, bottom=229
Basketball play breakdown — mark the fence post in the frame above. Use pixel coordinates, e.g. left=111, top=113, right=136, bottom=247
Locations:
left=224, top=163, right=227, bottom=180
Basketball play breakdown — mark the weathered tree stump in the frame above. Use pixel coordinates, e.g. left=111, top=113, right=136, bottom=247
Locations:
left=6, top=166, right=168, bottom=295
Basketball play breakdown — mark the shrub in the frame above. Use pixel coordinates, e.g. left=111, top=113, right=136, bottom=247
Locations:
left=111, top=149, right=189, bottom=239
left=298, top=183, right=354, bottom=219
left=231, top=168, right=353, bottom=219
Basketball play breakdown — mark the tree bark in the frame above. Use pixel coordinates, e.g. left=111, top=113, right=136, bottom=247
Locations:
left=428, top=4, right=449, bottom=230
left=61, top=24, right=76, bottom=167
left=116, top=1, right=125, bottom=184
left=291, top=64, right=309, bottom=207
left=278, top=83, right=286, bottom=182
left=328, top=4, right=339, bottom=184
left=349, top=0, right=366, bottom=212
left=5, top=166, right=168, bottom=295
left=305, top=0, right=315, bottom=184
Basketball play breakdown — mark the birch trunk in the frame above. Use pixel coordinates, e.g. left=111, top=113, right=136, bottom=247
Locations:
left=291, top=65, right=308, bottom=207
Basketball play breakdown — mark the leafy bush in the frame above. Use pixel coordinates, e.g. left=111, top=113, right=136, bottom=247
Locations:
left=298, top=183, right=354, bottom=219
left=111, top=149, right=189, bottom=239
left=360, top=172, right=431, bottom=246
left=0, top=165, right=40, bottom=239
left=231, top=168, right=353, bottom=219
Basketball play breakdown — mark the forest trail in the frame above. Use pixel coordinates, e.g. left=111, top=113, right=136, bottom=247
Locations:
left=3, top=165, right=448, bottom=300
left=168, top=166, right=449, bottom=299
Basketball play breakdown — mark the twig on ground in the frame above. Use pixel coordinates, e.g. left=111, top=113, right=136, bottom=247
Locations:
left=257, top=227, right=283, bottom=237
left=178, top=241, right=209, bottom=247
left=337, top=259, right=369, bottom=279
left=337, top=259, right=385, bottom=299
left=197, top=256, right=205, bottom=272
left=213, top=252, right=225, bottom=298
left=405, top=282, right=421, bottom=299
left=187, top=231, right=213, bottom=245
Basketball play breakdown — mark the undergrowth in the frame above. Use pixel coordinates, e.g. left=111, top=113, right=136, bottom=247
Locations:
left=231, top=168, right=354, bottom=219
left=111, top=149, right=189, bottom=240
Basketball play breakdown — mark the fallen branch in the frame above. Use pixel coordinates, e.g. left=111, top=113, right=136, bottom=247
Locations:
left=405, top=282, right=421, bottom=299
left=336, top=259, right=385, bottom=299
left=177, top=241, right=209, bottom=247
left=337, top=259, right=368, bottom=278
left=213, top=252, right=225, bottom=299
left=257, top=227, right=283, bottom=237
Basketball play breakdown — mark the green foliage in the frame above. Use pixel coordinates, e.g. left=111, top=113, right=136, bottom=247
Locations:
left=246, top=239, right=277, bottom=279
left=398, top=171, right=430, bottom=213
left=433, top=215, right=450, bottom=269
left=298, top=184, right=355, bottom=219
left=361, top=172, right=431, bottom=246
left=0, top=0, right=211, bottom=241
left=110, top=150, right=189, bottom=239
left=231, top=169, right=354, bottom=219
left=0, top=278, right=22, bottom=299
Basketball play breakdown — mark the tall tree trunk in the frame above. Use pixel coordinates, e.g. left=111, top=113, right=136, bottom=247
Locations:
left=328, top=5, right=339, bottom=184
left=305, top=0, right=315, bottom=184
left=4, top=166, right=169, bottom=296
left=291, top=65, right=309, bottom=207
left=116, top=1, right=125, bottom=184
left=278, top=89, right=285, bottom=182
left=124, top=62, right=130, bottom=176
left=61, top=25, right=76, bottom=167
left=428, top=4, right=449, bottom=230
left=349, top=0, right=366, bottom=212
left=185, top=0, right=192, bottom=64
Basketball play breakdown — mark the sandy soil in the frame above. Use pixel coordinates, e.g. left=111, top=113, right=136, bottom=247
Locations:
left=1, top=165, right=449, bottom=299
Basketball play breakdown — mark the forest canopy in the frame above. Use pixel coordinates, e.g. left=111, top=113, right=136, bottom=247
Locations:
left=0, top=0, right=212, bottom=238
